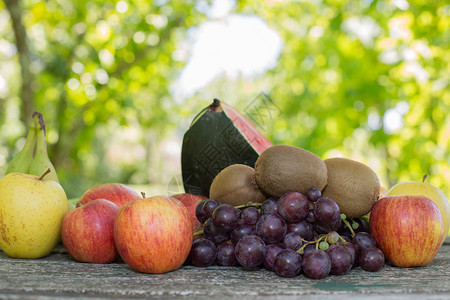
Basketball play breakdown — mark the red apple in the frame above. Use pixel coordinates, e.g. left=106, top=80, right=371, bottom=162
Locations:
left=171, top=193, right=207, bottom=232
left=79, top=183, right=141, bottom=207
left=370, top=195, right=444, bottom=267
left=114, top=196, right=193, bottom=273
left=61, top=199, right=120, bottom=264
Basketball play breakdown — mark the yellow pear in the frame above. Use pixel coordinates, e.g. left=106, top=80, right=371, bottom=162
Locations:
left=0, top=170, right=68, bottom=258
left=387, top=177, right=450, bottom=238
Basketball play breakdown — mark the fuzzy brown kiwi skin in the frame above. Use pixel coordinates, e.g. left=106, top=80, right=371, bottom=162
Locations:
left=322, top=157, right=380, bottom=218
left=209, top=164, right=266, bottom=206
left=254, top=144, right=328, bottom=197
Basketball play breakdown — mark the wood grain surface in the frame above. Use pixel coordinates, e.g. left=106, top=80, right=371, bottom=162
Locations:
left=0, top=240, right=449, bottom=299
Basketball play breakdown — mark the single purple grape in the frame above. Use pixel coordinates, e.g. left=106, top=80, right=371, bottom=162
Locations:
left=282, top=232, right=303, bottom=251
left=314, top=197, right=341, bottom=234
left=327, top=244, right=352, bottom=275
left=273, top=249, right=302, bottom=278
left=305, top=187, right=321, bottom=202
left=217, top=241, right=238, bottom=266
left=230, top=224, right=255, bottom=244
left=189, top=238, right=217, bottom=267
left=212, top=204, right=241, bottom=232
left=264, top=243, right=285, bottom=271
left=261, top=198, right=278, bottom=215
left=352, top=232, right=377, bottom=254
left=277, top=192, right=310, bottom=223
left=314, top=197, right=341, bottom=222
left=195, top=199, right=220, bottom=224
left=302, top=249, right=331, bottom=279
left=287, top=220, right=314, bottom=241
left=256, top=213, right=287, bottom=244
left=234, top=235, right=266, bottom=268
left=359, top=247, right=385, bottom=272
left=242, top=207, right=260, bottom=225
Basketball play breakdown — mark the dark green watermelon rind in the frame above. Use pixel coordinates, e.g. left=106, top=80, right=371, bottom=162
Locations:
left=181, top=104, right=260, bottom=197
left=189, top=103, right=212, bottom=129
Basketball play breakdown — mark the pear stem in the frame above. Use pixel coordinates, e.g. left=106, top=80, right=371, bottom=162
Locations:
left=32, top=112, right=46, bottom=135
left=39, top=168, right=51, bottom=181
left=423, top=174, right=428, bottom=183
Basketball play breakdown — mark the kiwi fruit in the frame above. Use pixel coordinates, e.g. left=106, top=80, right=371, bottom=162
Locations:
left=322, top=157, right=380, bottom=218
left=209, top=164, right=266, bottom=206
left=254, top=144, right=328, bottom=197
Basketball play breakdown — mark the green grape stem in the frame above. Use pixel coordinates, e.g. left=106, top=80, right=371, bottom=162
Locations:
left=339, top=235, right=348, bottom=243
left=193, top=230, right=204, bottom=237
left=360, top=215, right=370, bottom=223
left=297, top=231, right=349, bottom=254
left=341, top=214, right=356, bottom=237
left=234, top=202, right=263, bottom=210
left=315, top=236, right=326, bottom=249
left=351, top=219, right=359, bottom=230
left=297, top=240, right=313, bottom=254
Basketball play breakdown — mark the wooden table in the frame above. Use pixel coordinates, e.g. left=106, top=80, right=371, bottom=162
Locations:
left=0, top=239, right=449, bottom=299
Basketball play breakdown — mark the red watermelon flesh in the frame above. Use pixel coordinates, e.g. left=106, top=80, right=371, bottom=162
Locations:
left=181, top=99, right=272, bottom=197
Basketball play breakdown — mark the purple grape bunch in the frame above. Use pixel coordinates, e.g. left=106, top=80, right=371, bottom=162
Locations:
left=188, top=189, right=385, bottom=278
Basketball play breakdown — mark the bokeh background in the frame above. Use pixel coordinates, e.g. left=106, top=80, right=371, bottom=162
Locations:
left=0, top=0, right=448, bottom=199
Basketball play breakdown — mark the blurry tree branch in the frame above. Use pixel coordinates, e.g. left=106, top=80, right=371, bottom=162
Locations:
left=3, top=0, right=34, bottom=124
left=111, top=17, right=185, bottom=77
left=51, top=30, right=88, bottom=168
left=0, top=97, right=5, bottom=125
left=51, top=16, right=186, bottom=169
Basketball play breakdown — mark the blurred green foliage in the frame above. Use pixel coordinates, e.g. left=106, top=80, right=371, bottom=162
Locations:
left=0, top=0, right=448, bottom=199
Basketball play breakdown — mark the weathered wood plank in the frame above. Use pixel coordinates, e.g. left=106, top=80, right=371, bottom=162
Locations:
left=0, top=240, right=449, bottom=299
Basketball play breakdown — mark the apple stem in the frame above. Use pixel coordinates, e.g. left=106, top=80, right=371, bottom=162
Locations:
left=141, top=192, right=146, bottom=198
left=38, top=168, right=51, bottom=181
left=423, top=174, right=428, bottom=183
